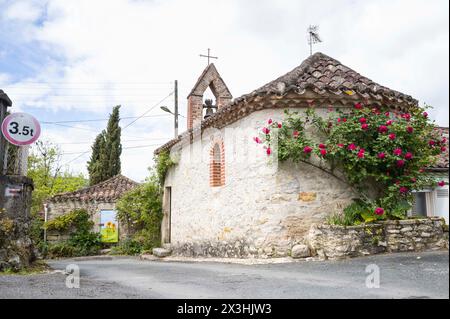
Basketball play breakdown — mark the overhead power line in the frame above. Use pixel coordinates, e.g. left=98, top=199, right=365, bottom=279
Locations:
left=42, top=113, right=172, bottom=124
left=60, top=143, right=163, bottom=155
left=122, top=91, right=174, bottom=131
left=56, top=137, right=170, bottom=145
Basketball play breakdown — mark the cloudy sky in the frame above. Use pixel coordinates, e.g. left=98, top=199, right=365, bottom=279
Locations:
left=1, top=0, right=448, bottom=182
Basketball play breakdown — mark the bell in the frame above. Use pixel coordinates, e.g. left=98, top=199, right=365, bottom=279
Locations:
left=203, top=98, right=217, bottom=120
left=204, top=107, right=214, bottom=119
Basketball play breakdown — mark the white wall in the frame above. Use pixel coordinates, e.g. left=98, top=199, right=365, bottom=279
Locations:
left=164, top=107, right=355, bottom=257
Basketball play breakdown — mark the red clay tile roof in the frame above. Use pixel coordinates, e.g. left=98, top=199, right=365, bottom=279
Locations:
left=155, top=52, right=419, bottom=154
left=428, top=127, right=449, bottom=171
left=252, top=52, right=417, bottom=106
left=47, top=174, right=139, bottom=203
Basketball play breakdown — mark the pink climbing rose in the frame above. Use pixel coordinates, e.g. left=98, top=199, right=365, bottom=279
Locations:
left=378, top=125, right=388, bottom=133
left=266, top=147, right=271, bottom=155
left=262, top=127, right=270, bottom=134
left=396, top=160, right=405, bottom=167
left=404, top=152, right=413, bottom=160
left=374, top=207, right=385, bottom=216
left=393, top=148, right=402, bottom=156
left=293, top=130, right=300, bottom=138
left=399, top=186, right=409, bottom=194
left=361, top=123, right=369, bottom=130
left=407, top=126, right=414, bottom=133
left=303, top=146, right=312, bottom=153
left=319, top=143, right=326, bottom=149
left=389, top=133, right=396, bottom=140
left=320, top=149, right=327, bottom=156
left=377, top=152, right=386, bottom=159
left=348, top=143, right=357, bottom=151
left=253, top=137, right=262, bottom=144
left=359, top=117, right=367, bottom=123
left=438, top=180, right=445, bottom=187
left=268, top=119, right=273, bottom=124
left=354, top=102, right=363, bottom=109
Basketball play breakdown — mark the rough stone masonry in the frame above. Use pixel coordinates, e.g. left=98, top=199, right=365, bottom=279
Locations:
left=0, top=175, right=35, bottom=271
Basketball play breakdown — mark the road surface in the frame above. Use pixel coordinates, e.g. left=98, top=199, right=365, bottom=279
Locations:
left=0, top=251, right=448, bottom=299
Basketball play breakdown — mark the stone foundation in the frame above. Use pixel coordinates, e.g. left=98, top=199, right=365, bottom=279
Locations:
left=307, top=217, right=448, bottom=260
left=170, top=217, right=448, bottom=260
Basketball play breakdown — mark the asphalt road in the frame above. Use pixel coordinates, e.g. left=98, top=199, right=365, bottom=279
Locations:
left=0, top=251, right=448, bottom=299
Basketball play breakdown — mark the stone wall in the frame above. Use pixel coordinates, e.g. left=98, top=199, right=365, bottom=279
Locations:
left=0, top=175, right=34, bottom=271
left=165, top=106, right=356, bottom=258
left=46, top=200, right=129, bottom=242
left=307, top=217, right=448, bottom=260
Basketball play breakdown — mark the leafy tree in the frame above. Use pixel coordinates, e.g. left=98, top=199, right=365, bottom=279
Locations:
left=27, top=140, right=87, bottom=244
left=115, top=173, right=163, bottom=253
left=28, top=140, right=87, bottom=215
left=87, top=105, right=122, bottom=185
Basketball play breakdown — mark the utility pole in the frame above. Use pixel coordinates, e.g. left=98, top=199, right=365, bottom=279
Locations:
left=174, top=80, right=178, bottom=138
left=0, top=90, right=12, bottom=175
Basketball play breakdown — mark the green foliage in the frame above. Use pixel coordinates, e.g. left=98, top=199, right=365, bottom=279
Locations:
left=43, top=209, right=101, bottom=258
left=115, top=175, right=163, bottom=254
left=87, top=105, right=122, bottom=185
left=259, top=103, right=445, bottom=223
left=44, top=209, right=91, bottom=232
left=155, top=150, right=175, bottom=186
left=28, top=140, right=87, bottom=215
left=87, top=132, right=107, bottom=185
left=110, top=238, right=143, bottom=255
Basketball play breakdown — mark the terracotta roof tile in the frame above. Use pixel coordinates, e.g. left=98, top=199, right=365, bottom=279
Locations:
left=47, top=174, right=139, bottom=203
left=155, top=52, right=420, bottom=154
left=428, top=127, right=449, bottom=170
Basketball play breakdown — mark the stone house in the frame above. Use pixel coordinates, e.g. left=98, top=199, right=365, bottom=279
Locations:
left=44, top=174, right=138, bottom=242
left=154, top=52, right=448, bottom=258
left=409, top=127, right=449, bottom=223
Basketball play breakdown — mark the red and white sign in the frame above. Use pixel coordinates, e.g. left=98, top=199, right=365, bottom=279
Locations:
left=1, top=112, right=41, bottom=146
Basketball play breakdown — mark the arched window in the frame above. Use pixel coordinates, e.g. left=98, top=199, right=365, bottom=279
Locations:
left=210, top=141, right=225, bottom=187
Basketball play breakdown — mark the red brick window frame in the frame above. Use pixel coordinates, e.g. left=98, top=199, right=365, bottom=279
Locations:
left=209, top=139, right=225, bottom=187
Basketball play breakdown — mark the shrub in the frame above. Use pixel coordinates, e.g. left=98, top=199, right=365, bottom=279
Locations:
left=257, top=104, right=446, bottom=223
left=110, top=238, right=143, bottom=255
left=115, top=176, right=163, bottom=254
left=43, top=209, right=101, bottom=258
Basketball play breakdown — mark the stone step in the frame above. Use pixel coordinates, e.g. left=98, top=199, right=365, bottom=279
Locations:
left=152, top=247, right=172, bottom=258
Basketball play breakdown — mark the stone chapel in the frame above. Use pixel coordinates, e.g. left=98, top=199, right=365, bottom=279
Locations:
left=154, top=52, right=449, bottom=258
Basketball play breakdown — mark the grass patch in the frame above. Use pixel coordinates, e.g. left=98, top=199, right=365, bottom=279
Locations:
left=0, top=260, right=50, bottom=276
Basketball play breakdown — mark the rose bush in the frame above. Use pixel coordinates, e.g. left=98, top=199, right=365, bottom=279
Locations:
left=256, top=103, right=446, bottom=223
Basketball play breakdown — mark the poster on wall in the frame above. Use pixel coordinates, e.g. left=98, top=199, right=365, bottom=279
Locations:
left=100, top=210, right=119, bottom=243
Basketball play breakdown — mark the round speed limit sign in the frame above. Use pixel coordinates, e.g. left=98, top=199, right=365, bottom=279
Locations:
left=1, top=112, right=41, bottom=146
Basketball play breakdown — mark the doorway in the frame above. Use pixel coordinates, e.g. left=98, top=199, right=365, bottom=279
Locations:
left=162, top=186, right=172, bottom=244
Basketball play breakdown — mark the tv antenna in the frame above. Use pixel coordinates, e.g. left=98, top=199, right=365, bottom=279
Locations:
left=307, top=25, right=322, bottom=55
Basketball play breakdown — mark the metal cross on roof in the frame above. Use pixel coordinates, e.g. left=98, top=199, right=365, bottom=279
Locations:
left=199, top=48, right=218, bottom=65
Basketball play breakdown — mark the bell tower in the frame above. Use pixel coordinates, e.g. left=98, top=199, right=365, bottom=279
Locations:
left=187, top=63, right=232, bottom=130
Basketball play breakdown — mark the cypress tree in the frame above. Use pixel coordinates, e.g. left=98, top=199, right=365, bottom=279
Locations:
left=86, top=105, right=122, bottom=185
left=104, top=105, right=122, bottom=177
left=87, top=131, right=106, bottom=185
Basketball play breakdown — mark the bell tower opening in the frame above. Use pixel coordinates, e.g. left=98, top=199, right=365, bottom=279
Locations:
left=186, top=63, right=232, bottom=129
